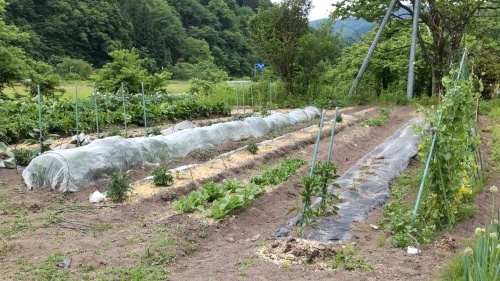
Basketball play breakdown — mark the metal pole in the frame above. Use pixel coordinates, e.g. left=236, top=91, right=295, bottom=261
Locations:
left=37, top=85, right=43, bottom=154
left=309, top=110, right=327, bottom=178
left=141, top=82, right=148, bottom=136
left=93, top=83, right=99, bottom=137
left=74, top=84, right=79, bottom=147
left=122, top=83, right=128, bottom=138
left=235, top=83, right=239, bottom=115
left=269, top=81, right=272, bottom=113
left=411, top=113, right=442, bottom=224
left=242, top=82, right=245, bottom=116
left=406, top=0, right=421, bottom=99
left=251, top=82, right=254, bottom=115
left=348, top=0, right=398, bottom=97
left=327, top=107, right=339, bottom=164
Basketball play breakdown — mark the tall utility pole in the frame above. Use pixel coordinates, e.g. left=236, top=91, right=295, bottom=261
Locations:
left=348, top=0, right=398, bottom=97
left=406, top=0, right=421, bottom=99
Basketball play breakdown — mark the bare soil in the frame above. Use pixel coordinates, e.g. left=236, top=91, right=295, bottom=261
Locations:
left=0, top=106, right=497, bottom=281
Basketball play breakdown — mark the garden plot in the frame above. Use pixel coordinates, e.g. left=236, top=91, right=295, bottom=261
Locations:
left=131, top=106, right=377, bottom=200
left=4, top=106, right=490, bottom=281
left=272, top=118, right=422, bottom=241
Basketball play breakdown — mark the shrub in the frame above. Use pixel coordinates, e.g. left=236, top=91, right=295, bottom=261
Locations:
left=246, top=142, right=258, bottom=155
left=107, top=172, right=133, bottom=203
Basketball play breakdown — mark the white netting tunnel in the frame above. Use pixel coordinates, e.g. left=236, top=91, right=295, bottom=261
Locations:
left=22, top=106, right=321, bottom=192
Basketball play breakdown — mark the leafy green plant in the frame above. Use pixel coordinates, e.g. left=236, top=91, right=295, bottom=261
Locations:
left=361, top=108, right=391, bottom=127
left=313, top=162, right=340, bottom=216
left=107, top=128, right=122, bottom=137
left=209, top=195, right=243, bottom=219
left=12, top=149, right=35, bottom=167
left=202, top=182, right=226, bottom=202
left=250, top=158, right=306, bottom=186
left=247, top=141, right=259, bottom=155
left=152, top=167, right=174, bottom=187
left=107, top=172, right=133, bottom=203
left=322, top=243, right=373, bottom=271
left=173, top=190, right=209, bottom=213
left=297, top=161, right=341, bottom=226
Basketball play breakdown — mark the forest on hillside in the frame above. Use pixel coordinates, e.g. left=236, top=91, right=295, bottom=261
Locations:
left=1, top=0, right=499, bottom=101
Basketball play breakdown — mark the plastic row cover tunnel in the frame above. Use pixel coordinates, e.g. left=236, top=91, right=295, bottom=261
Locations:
left=22, top=107, right=320, bottom=192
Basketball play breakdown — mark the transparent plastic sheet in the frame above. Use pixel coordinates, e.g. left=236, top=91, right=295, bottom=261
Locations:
left=271, top=118, right=423, bottom=242
left=22, top=107, right=320, bottom=192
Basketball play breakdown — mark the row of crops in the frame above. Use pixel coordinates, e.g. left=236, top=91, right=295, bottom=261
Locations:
left=0, top=93, right=231, bottom=143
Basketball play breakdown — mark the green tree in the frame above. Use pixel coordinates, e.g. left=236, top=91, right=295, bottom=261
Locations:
left=249, top=0, right=311, bottom=95
left=0, top=0, right=30, bottom=93
left=56, top=57, right=93, bottom=80
left=332, top=0, right=500, bottom=96
left=92, top=48, right=171, bottom=94
left=294, top=19, right=343, bottom=97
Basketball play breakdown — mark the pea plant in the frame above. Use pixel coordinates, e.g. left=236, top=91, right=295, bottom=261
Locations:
left=414, top=70, right=482, bottom=230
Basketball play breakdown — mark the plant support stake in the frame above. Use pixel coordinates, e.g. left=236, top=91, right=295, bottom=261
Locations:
left=242, top=82, right=245, bottom=116
left=235, top=83, right=239, bottom=115
left=269, top=81, right=272, bottom=113
left=309, top=109, right=327, bottom=178
left=122, top=83, right=128, bottom=138
left=411, top=112, right=443, bottom=225
left=37, top=85, right=43, bottom=154
left=74, top=84, right=79, bottom=147
left=251, top=82, right=254, bottom=115
left=327, top=107, right=339, bottom=164
left=93, top=83, right=99, bottom=137
left=141, top=82, right=148, bottom=136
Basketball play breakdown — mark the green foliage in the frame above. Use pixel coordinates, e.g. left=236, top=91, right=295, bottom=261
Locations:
left=0, top=93, right=230, bottom=143
left=463, top=218, right=500, bottom=281
left=361, top=108, right=391, bottom=127
left=11, top=149, right=34, bottom=167
left=91, top=48, right=172, bottom=94
left=56, top=57, right=93, bottom=80
left=152, top=167, right=174, bottom=187
left=249, top=0, right=312, bottom=95
left=173, top=158, right=305, bottom=219
left=107, top=172, right=133, bottom=203
left=202, top=182, right=226, bottom=202
left=298, top=161, right=340, bottom=226
left=415, top=70, right=482, bottom=230
left=250, top=158, right=306, bottom=186
left=246, top=141, right=258, bottom=155
left=107, top=128, right=122, bottom=137
left=332, top=0, right=499, bottom=96
left=15, top=252, right=70, bottom=281
left=173, top=190, right=209, bottom=213
left=322, top=243, right=374, bottom=271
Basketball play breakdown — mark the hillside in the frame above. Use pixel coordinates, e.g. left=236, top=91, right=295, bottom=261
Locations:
left=309, top=17, right=376, bottom=43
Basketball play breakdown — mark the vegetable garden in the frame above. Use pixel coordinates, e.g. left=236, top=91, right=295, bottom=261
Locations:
left=0, top=69, right=499, bottom=280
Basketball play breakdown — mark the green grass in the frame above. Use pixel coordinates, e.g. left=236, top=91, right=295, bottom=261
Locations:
left=2, top=79, right=190, bottom=99
left=436, top=254, right=466, bottom=281
left=166, top=79, right=190, bottom=94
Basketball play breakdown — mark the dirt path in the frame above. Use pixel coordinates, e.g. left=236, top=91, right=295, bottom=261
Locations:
left=168, top=106, right=419, bottom=280
left=3, top=105, right=495, bottom=281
